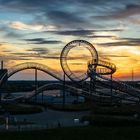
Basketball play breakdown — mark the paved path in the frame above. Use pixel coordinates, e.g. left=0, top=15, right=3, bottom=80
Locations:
left=11, top=109, right=90, bottom=127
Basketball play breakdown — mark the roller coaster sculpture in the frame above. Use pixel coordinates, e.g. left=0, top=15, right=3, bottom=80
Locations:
left=0, top=40, right=140, bottom=104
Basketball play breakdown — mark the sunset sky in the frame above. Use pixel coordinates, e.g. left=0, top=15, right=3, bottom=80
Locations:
left=0, top=0, right=140, bottom=81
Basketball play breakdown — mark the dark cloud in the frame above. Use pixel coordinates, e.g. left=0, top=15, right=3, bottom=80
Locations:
left=10, top=52, right=40, bottom=58
left=1, top=50, right=12, bottom=53
left=50, top=29, right=123, bottom=36
left=0, top=0, right=137, bottom=17
left=24, top=38, right=44, bottom=42
left=115, top=4, right=140, bottom=19
left=0, top=0, right=91, bottom=29
left=40, top=56, right=60, bottom=59
left=0, top=0, right=52, bottom=12
left=0, top=25, right=23, bottom=39
left=26, top=47, right=49, bottom=55
left=0, top=0, right=93, bottom=13
left=85, top=35, right=116, bottom=38
left=24, top=38, right=62, bottom=44
left=61, top=55, right=92, bottom=60
left=97, top=37, right=140, bottom=47
left=53, top=29, right=95, bottom=36
left=1, top=0, right=85, bottom=13
left=94, top=3, right=140, bottom=20
left=98, top=41, right=134, bottom=47
left=100, top=54, right=129, bottom=58
left=0, top=55, right=30, bottom=60
left=0, top=0, right=139, bottom=40
left=46, top=10, right=89, bottom=28
left=77, top=0, right=132, bottom=5
left=4, top=31, right=22, bottom=38
left=0, top=0, right=138, bottom=32
left=71, top=63, right=85, bottom=65
left=33, top=40, right=62, bottom=44
left=0, top=0, right=129, bottom=29
left=11, top=52, right=61, bottom=60
left=122, top=38, right=140, bottom=42
left=11, top=52, right=32, bottom=55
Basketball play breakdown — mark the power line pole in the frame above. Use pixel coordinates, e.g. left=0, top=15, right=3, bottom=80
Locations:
left=132, top=68, right=134, bottom=82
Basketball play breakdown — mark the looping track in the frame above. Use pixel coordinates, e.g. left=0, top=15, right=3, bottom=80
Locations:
left=60, top=40, right=98, bottom=81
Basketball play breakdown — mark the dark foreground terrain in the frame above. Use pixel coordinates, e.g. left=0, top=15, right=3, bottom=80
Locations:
left=0, top=126, right=140, bottom=140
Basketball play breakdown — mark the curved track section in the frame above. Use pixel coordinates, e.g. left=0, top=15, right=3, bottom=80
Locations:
left=88, top=61, right=140, bottom=98
left=95, top=59, right=116, bottom=75
left=33, top=83, right=138, bottom=103
left=18, top=83, right=138, bottom=103
left=8, top=62, right=63, bottom=80
left=0, top=62, right=64, bottom=86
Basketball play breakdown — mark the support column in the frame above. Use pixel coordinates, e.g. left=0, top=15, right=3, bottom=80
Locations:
left=63, top=73, right=66, bottom=107
left=93, top=59, right=97, bottom=95
left=0, top=62, right=8, bottom=103
left=89, top=77, right=92, bottom=95
left=35, top=68, right=38, bottom=102
left=76, top=92, right=79, bottom=103
left=1, top=61, right=3, bottom=69
left=94, top=74, right=96, bottom=95
left=110, top=74, right=113, bottom=104
left=89, top=76, right=96, bottom=103
left=0, top=61, right=3, bottom=103
left=41, top=91, right=44, bottom=104
left=92, top=71, right=96, bottom=94
left=89, top=67, right=96, bottom=103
